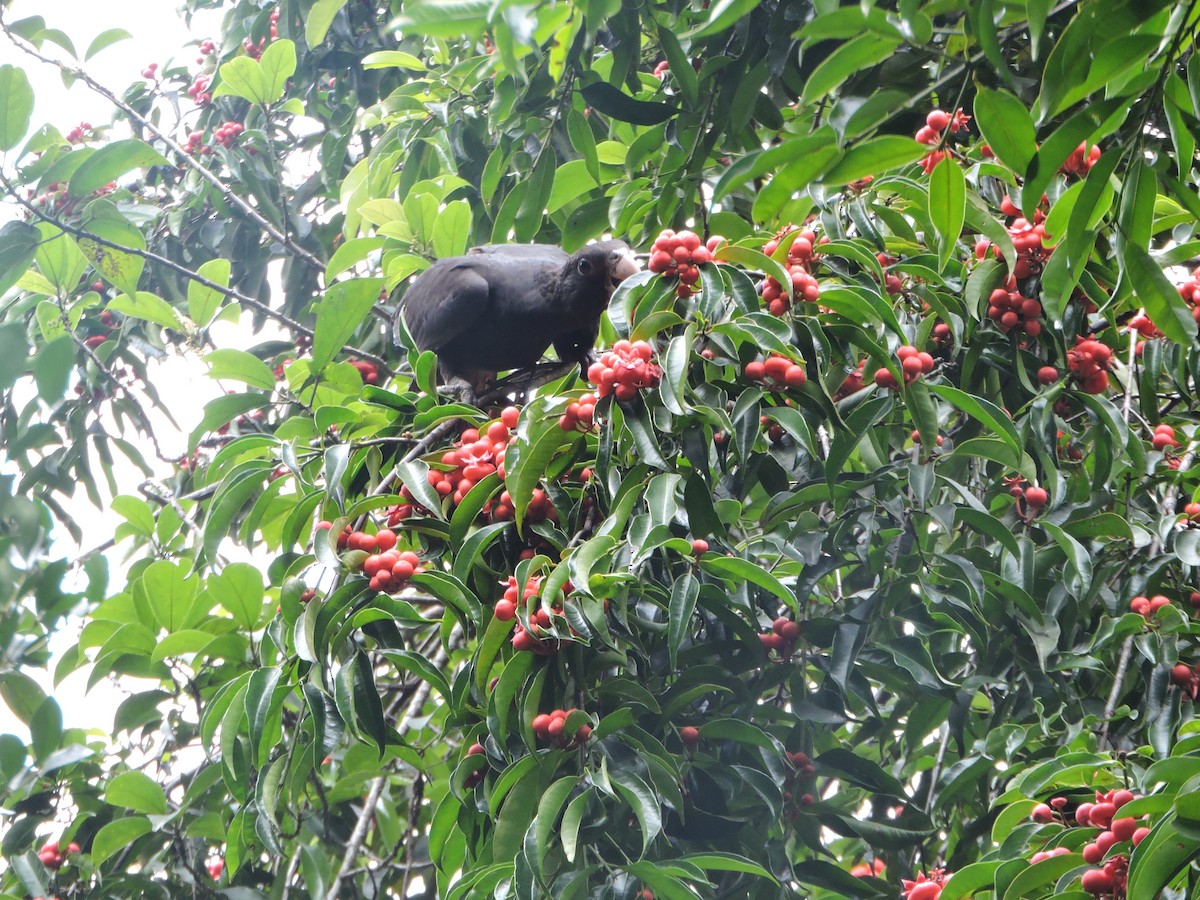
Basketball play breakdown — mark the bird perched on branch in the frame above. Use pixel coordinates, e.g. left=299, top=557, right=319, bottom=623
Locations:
left=396, top=241, right=639, bottom=399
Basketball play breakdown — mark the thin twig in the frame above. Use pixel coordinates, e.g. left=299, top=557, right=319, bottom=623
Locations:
left=0, top=14, right=326, bottom=273
left=0, top=171, right=392, bottom=374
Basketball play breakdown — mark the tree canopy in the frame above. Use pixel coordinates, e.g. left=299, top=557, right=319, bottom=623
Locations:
left=2, top=0, right=1200, bottom=898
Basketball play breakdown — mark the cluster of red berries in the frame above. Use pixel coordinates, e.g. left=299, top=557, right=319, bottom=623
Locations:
left=911, top=429, right=944, bottom=448
left=1129, top=593, right=1172, bottom=619
left=349, top=359, right=380, bottom=385
left=558, top=392, right=598, bottom=431
left=65, top=122, right=92, bottom=144
left=390, top=417, right=524, bottom=520
left=1060, top=141, right=1102, bottom=177
left=760, top=227, right=822, bottom=316
left=987, top=277, right=1043, bottom=337
left=647, top=230, right=721, bottom=297
left=184, top=131, right=208, bottom=155
left=141, top=62, right=159, bottom=80
left=532, top=708, right=592, bottom=746
left=497, top=575, right=574, bottom=654
left=1032, top=788, right=1145, bottom=897
left=244, top=14, right=278, bottom=59
left=878, top=252, right=903, bottom=295
left=1151, top=423, right=1180, bottom=450
left=587, top=340, right=662, bottom=401
left=198, top=38, right=216, bottom=57
left=914, top=107, right=970, bottom=173
left=781, top=750, right=817, bottom=820
left=1066, top=338, right=1113, bottom=394
left=975, top=197, right=1052, bottom=279
left=429, top=421, right=510, bottom=505
left=874, top=345, right=934, bottom=389
left=187, top=74, right=213, bottom=106
left=1128, top=311, right=1163, bottom=343
left=850, top=859, right=885, bottom=879
left=1174, top=268, right=1200, bottom=325
left=744, top=355, right=807, bottom=388
left=38, top=838, right=79, bottom=870
left=215, top=121, right=244, bottom=148
left=901, top=869, right=948, bottom=900
left=317, top=523, right=426, bottom=593
left=1169, top=660, right=1200, bottom=698
left=760, top=615, right=801, bottom=657
left=834, top=360, right=867, bottom=400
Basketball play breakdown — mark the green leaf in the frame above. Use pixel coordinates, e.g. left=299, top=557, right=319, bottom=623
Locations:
left=821, top=135, right=927, bottom=186
left=687, top=0, right=759, bottom=37
left=214, top=57, right=268, bottom=103
left=34, top=222, right=88, bottom=293
left=0, top=324, right=29, bottom=393
left=68, top=139, right=172, bottom=197
left=305, top=0, right=348, bottom=46
left=1123, top=243, right=1198, bottom=345
left=0, top=219, right=40, bottom=297
left=611, top=769, right=662, bottom=855
left=105, top=770, right=168, bottom=814
left=205, top=349, right=278, bottom=390
left=800, top=34, right=898, bottom=107
left=679, top=853, right=778, bottom=884
left=667, top=572, right=699, bottom=670
left=78, top=203, right=147, bottom=295
left=0, top=671, right=48, bottom=725
left=84, top=27, right=133, bottom=60
left=928, top=155, right=965, bottom=271
left=925, top=382, right=1021, bottom=459
left=0, top=65, right=33, bottom=150
left=361, top=50, right=426, bottom=70
left=107, top=292, right=182, bottom=331
left=259, top=39, right=297, bottom=104
left=1127, top=811, right=1200, bottom=900
left=579, top=80, right=677, bottom=126
left=91, top=816, right=152, bottom=866
left=973, top=87, right=1036, bottom=173
left=432, top=199, right=472, bottom=258
left=535, top=776, right=579, bottom=871
left=33, top=335, right=73, bottom=403
left=713, top=244, right=792, bottom=302
left=700, top=555, right=794, bottom=609
left=188, top=258, right=232, bottom=326
left=312, top=278, right=383, bottom=371
left=138, top=560, right=200, bottom=632
left=213, top=562, right=266, bottom=631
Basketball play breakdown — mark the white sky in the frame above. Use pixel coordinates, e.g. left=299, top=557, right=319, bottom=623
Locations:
left=0, top=1, right=245, bottom=742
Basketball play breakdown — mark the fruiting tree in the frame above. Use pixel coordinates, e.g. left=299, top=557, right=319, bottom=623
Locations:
left=2, top=0, right=1200, bottom=898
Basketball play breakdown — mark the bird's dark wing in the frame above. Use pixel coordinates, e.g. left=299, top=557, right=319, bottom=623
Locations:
left=399, top=257, right=493, bottom=355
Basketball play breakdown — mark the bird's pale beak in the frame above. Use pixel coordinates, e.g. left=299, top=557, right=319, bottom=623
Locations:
left=609, top=251, right=640, bottom=292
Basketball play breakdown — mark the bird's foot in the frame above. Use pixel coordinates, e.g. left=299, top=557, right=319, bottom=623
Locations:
left=436, top=378, right=479, bottom=406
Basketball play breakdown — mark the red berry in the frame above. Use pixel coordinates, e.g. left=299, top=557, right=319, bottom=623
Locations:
left=680, top=725, right=700, bottom=746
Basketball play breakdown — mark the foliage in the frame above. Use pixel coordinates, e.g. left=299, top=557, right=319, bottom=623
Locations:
left=1, top=0, right=1200, bottom=898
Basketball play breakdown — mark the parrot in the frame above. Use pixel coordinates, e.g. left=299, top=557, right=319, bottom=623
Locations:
left=396, top=240, right=640, bottom=397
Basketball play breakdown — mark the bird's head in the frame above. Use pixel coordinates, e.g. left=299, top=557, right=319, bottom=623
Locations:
left=563, top=240, right=640, bottom=306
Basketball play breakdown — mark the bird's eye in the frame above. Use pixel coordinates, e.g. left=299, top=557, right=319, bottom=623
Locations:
left=577, top=258, right=593, bottom=275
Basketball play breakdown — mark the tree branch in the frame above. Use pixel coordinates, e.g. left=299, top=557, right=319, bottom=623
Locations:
left=0, top=14, right=327, bottom=273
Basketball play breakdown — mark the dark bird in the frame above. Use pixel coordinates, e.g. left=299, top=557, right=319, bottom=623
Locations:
left=397, top=240, right=639, bottom=397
